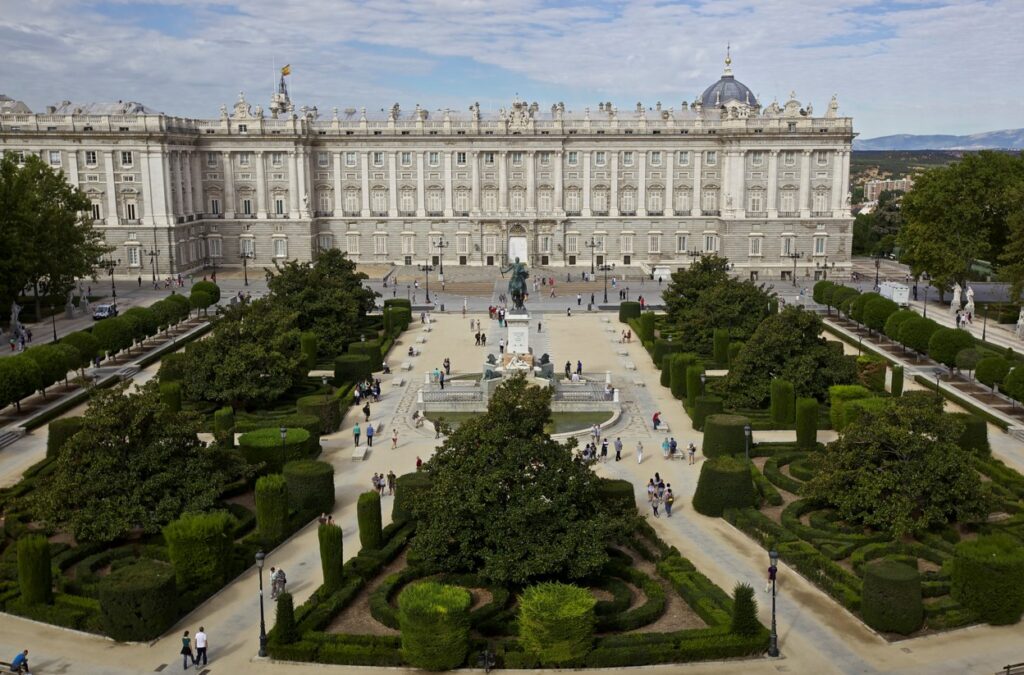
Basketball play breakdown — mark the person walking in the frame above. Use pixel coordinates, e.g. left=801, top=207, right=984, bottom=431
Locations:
left=363, top=402, right=371, bottom=422
left=576, top=293, right=582, bottom=306
left=353, top=422, right=361, bottom=446
left=498, top=338, right=505, bottom=354
left=272, top=567, right=287, bottom=599
left=661, top=437, right=670, bottom=459
left=688, top=442, right=697, bottom=465
left=664, top=489, right=675, bottom=517
left=565, top=361, right=572, bottom=379
left=366, top=423, right=375, bottom=447
left=614, top=437, right=623, bottom=461
left=194, top=626, right=208, bottom=667
left=443, top=357, right=451, bottom=375
left=416, top=456, right=423, bottom=471
left=387, top=470, right=396, bottom=495
left=576, top=360, right=583, bottom=376
left=636, top=441, right=644, bottom=464
left=646, top=479, right=655, bottom=502
left=439, top=370, right=445, bottom=390
left=180, top=631, right=194, bottom=670
left=600, top=438, right=608, bottom=462
left=651, top=494, right=661, bottom=518
left=392, top=429, right=399, bottom=449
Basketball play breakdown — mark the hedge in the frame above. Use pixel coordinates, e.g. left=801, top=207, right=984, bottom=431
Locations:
left=795, top=398, right=819, bottom=449
left=256, top=474, right=289, bottom=547
left=769, top=379, right=795, bottom=424
left=890, top=364, right=904, bottom=396
left=731, top=583, right=760, bottom=636
left=99, top=559, right=177, bottom=641
left=860, top=560, right=923, bottom=635
left=318, top=523, right=344, bottom=592
left=950, top=413, right=989, bottom=456
left=596, top=478, right=636, bottom=512
left=163, top=511, right=232, bottom=601
left=159, top=381, right=181, bottom=412
left=898, top=316, right=941, bottom=354
left=652, top=339, right=682, bottom=370
left=975, top=357, right=1011, bottom=389
left=619, top=301, right=641, bottom=323
left=17, top=534, right=53, bottom=605
left=857, top=354, right=887, bottom=392
left=284, top=460, right=335, bottom=518
left=1003, top=365, right=1024, bottom=402
left=398, top=582, right=471, bottom=670
left=951, top=534, right=1024, bottom=625
left=637, top=312, right=656, bottom=343
left=670, top=353, right=701, bottom=400
left=837, top=397, right=887, bottom=432
left=276, top=592, right=300, bottom=644
left=384, top=297, right=412, bottom=309
left=692, top=395, right=724, bottom=431
left=828, top=384, right=874, bottom=430
left=518, top=582, right=596, bottom=666
left=238, top=427, right=313, bottom=474
left=685, top=364, right=705, bottom=409
left=863, top=296, right=899, bottom=332
left=660, top=354, right=673, bottom=388
left=296, top=393, right=341, bottom=434
left=693, top=456, right=755, bottom=517
left=392, top=471, right=432, bottom=523
left=712, top=328, right=729, bottom=365
left=883, top=309, right=918, bottom=341
left=701, top=414, right=749, bottom=459
left=348, top=340, right=382, bottom=371
left=358, top=491, right=383, bottom=550
left=927, top=328, right=975, bottom=368
left=334, top=354, right=373, bottom=384
left=214, top=406, right=235, bottom=447
left=849, top=292, right=879, bottom=324
left=47, top=417, right=84, bottom=459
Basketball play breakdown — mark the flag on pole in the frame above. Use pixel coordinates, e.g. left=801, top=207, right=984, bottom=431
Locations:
left=281, top=64, right=291, bottom=76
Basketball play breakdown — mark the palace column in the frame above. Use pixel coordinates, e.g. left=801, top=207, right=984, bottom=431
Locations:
left=498, top=151, right=508, bottom=213
left=181, top=151, right=194, bottom=215
left=582, top=150, right=591, bottom=216
left=831, top=150, right=843, bottom=213
left=416, top=151, right=426, bottom=217
left=222, top=151, right=236, bottom=219
left=254, top=150, right=267, bottom=218
left=140, top=151, right=155, bottom=225
left=767, top=150, right=779, bottom=218
left=444, top=151, right=454, bottom=217
left=690, top=151, right=702, bottom=216
left=360, top=152, right=370, bottom=216
left=554, top=150, right=563, bottom=214
left=388, top=151, right=399, bottom=217
left=609, top=151, right=619, bottom=217
left=665, top=151, right=674, bottom=215
left=172, top=151, right=185, bottom=219
left=637, top=151, right=647, bottom=216
left=526, top=151, right=536, bottom=212
left=333, top=151, right=343, bottom=215
left=287, top=150, right=299, bottom=217
left=799, top=149, right=811, bottom=218
left=104, top=150, right=119, bottom=225
left=471, top=150, right=480, bottom=213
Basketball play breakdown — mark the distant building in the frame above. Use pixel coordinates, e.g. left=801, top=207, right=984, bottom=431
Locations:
left=863, top=178, right=913, bottom=202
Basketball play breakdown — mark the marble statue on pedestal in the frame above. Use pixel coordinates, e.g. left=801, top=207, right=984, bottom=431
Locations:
left=950, top=283, right=962, bottom=315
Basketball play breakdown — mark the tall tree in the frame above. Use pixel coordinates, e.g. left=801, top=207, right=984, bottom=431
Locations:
left=408, top=376, right=624, bottom=584
left=999, top=181, right=1024, bottom=303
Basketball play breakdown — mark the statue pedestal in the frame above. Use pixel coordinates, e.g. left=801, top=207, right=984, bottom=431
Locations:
left=506, top=311, right=530, bottom=354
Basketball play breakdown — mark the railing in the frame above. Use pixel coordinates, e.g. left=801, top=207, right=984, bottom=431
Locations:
left=552, top=383, right=612, bottom=402
left=420, top=389, right=483, bottom=403
left=810, top=211, right=833, bottom=217
left=702, top=209, right=720, bottom=216
left=777, top=211, right=800, bottom=218
left=746, top=211, right=767, bottom=218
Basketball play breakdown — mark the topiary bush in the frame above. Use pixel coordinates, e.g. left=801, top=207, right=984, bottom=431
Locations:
left=392, top=471, right=432, bottom=523
left=685, top=363, right=705, bottom=409
left=651, top=339, right=682, bottom=370
left=191, top=279, right=221, bottom=304
left=863, top=297, right=899, bottom=332
left=318, top=523, right=344, bottom=592
left=99, top=559, right=177, bottom=641
left=956, top=348, right=982, bottom=375
left=812, top=280, right=835, bottom=306
left=1002, top=366, right=1024, bottom=402
left=17, top=534, right=53, bottom=605
left=163, top=511, right=232, bottom=600
left=898, top=316, right=941, bottom=354
left=47, top=417, right=84, bottom=459
left=856, top=354, right=887, bottom=392
left=214, top=406, right=235, bottom=447
left=831, top=287, right=859, bottom=316
left=618, top=301, right=641, bottom=323
left=158, top=352, right=187, bottom=382
left=769, top=379, right=795, bottom=424
left=61, top=330, right=100, bottom=370
left=828, top=384, right=874, bottom=430
left=927, top=328, right=975, bottom=368
left=348, top=340, right=383, bottom=371
left=334, top=354, right=373, bottom=384
left=300, top=332, right=318, bottom=371
left=839, top=397, right=887, bottom=431
left=890, top=364, right=904, bottom=396
left=283, top=459, right=335, bottom=518
left=883, top=309, right=918, bottom=341
left=795, top=397, right=819, bottom=449
left=238, top=427, right=312, bottom=474
left=159, top=381, right=182, bottom=412
left=861, top=559, right=923, bottom=635
left=670, top=352, right=701, bottom=400
left=701, top=414, right=749, bottom=458
left=275, top=592, right=299, bottom=645
left=660, top=354, right=673, bottom=388
left=693, top=456, right=755, bottom=516
left=518, top=582, right=596, bottom=667
left=730, top=583, right=760, bottom=636
left=692, top=395, right=724, bottom=431
left=256, top=474, right=289, bottom=547
left=975, top=357, right=1011, bottom=389
left=849, top=292, right=879, bottom=324
left=398, top=581, right=472, bottom=671
left=950, top=413, right=990, bottom=456
left=596, top=478, right=635, bottom=512
left=358, top=491, right=383, bottom=550
left=713, top=328, right=730, bottom=366
left=296, top=393, right=341, bottom=433
left=728, top=341, right=743, bottom=366
left=637, top=312, right=656, bottom=342
left=951, top=534, right=1024, bottom=625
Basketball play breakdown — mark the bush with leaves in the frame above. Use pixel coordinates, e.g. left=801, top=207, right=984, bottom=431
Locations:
left=99, top=559, right=177, bottom=641
left=213, top=406, right=235, bottom=447
left=770, top=379, right=795, bottom=424
left=927, top=328, right=975, bottom=368
left=890, top=364, right=904, bottom=396
left=189, top=290, right=214, bottom=316
left=831, top=287, right=860, bottom=315
left=693, top=456, right=756, bottom=516
left=163, top=511, right=233, bottom=599
left=1001, top=365, right=1024, bottom=402
left=61, top=330, right=100, bottom=372
left=274, top=592, right=299, bottom=644
left=283, top=459, right=335, bottom=518
left=849, top=292, right=880, bottom=324
left=256, top=474, right=289, bottom=547
left=974, top=356, right=1010, bottom=388
left=334, top=354, right=373, bottom=384
left=795, top=398, right=819, bottom=449
left=518, top=582, right=596, bottom=666
left=357, top=490, right=383, bottom=550
left=730, top=583, right=759, bottom=636
left=812, top=280, right=835, bottom=306
left=24, top=343, right=73, bottom=395
left=0, top=354, right=42, bottom=411
left=47, top=417, right=84, bottom=459
left=318, top=523, right=344, bottom=591
left=897, top=316, right=941, bottom=353
left=191, top=280, right=221, bottom=304
left=300, top=332, right=318, bottom=370
left=951, top=534, right=1024, bottom=625
left=93, top=316, right=133, bottom=358
left=861, top=560, right=923, bottom=635
left=17, top=534, right=53, bottom=605
left=883, top=309, right=918, bottom=341
left=856, top=354, right=887, bottom=392
left=399, top=582, right=471, bottom=670
left=121, top=306, right=159, bottom=345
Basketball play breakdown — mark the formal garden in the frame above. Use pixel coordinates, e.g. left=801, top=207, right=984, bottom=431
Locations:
left=0, top=251, right=420, bottom=641
left=266, top=377, right=770, bottom=669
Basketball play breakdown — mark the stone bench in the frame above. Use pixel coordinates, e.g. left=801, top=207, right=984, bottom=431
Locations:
left=633, top=378, right=645, bottom=387
left=624, top=361, right=637, bottom=371
left=423, top=326, right=432, bottom=332
left=393, top=377, right=407, bottom=387
left=652, top=421, right=670, bottom=433
left=401, top=362, right=414, bottom=371
left=352, top=444, right=369, bottom=461
left=617, top=348, right=629, bottom=356
left=416, top=336, right=427, bottom=344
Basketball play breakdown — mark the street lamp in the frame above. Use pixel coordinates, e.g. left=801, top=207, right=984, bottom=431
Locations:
left=743, top=423, right=752, bottom=463
left=146, top=248, right=160, bottom=283
left=241, top=250, right=255, bottom=286
left=419, top=262, right=434, bottom=304
left=434, top=237, right=450, bottom=282
left=982, top=304, right=989, bottom=341
left=599, top=263, right=615, bottom=304
left=584, top=237, right=600, bottom=276
left=687, top=248, right=702, bottom=265
left=922, top=285, right=928, bottom=318
left=255, top=550, right=268, bottom=658
left=99, top=258, right=120, bottom=298
left=279, top=426, right=288, bottom=471
left=322, top=375, right=330, bottom=406
left=873, top=254, right=882, bottom=290
left=768, top=549, right=780, bottom=657
left=699, top=373, right=707, bottom=396
left=784, top=251, right=802, bottom=287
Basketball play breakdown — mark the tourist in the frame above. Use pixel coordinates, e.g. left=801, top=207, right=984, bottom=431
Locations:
left=137, top=275, right=142, bottom=288
left=646, top=479, right=655, bottom=502
left=387, top=470, right=396, bottom=495
left=481, top=333, right=487, bottom=346
left=443, top=357, right=451, bottom=375
left=626, top=329, right=632, bottom=343
left=416, top=456, right=423, bottom=471
left=669, top=437, right=678, bottom=458
left=576, top=360, right=583, bottom=376
left=195, top=626, right=208, bottom=666
left=439, top=370, right=445, bottom=390
left=9, top=650, right=29, bottom=674
left=392, top=429, right=399, bottom=449
left=636, top=441, right=644, bottom=464
left=363, top=402, right=372, bottom=421
left=366, top=423, right=375, bottom=447
left=688, top=442, right=697, bottom=465
left=475, top=332, right=481, bottom=346
left=565, top=361, right=572, bottom=379
left=353, top=387, right=362, bottom=405
left=639, top=296, right=645, bottom=309
left=272, top=567, right=287, bottom=598
left=577, top=293, right=582, bottom=306
left=590, top=293, right=595, bottom=306
left=353, top=422, right=361, bottom=446
left=614, top=437, right=623, bottom=461
left=180, top=631, right=194, bottom=670
left=592, top=423, right=601, bottom=444
left=371, top=473, right=380, bottom=493
left=538, top=320, right=542, bottom=332
left=664, top=489, right=675, bottom=517
left=651, top=494, right=661, bottom=518
left=652, top=411, right=662, bottom=430
left=661, top=437, right=670, bottom=459
left=566, top=307, right=571, bottom=317
left=600, top=438, right=608, bottom=461
left=499, top=338, right=505, bottom=354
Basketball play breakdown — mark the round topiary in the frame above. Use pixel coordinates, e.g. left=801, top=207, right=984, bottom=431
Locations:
left=863, top=296, right=899, bottom=332
left=976, top=357, right=1011, bottom=389
left=831, top=287, right=859, bottom=316
left=47, top=417, right=84, bottom=459
left=861, top=559, right=923, bottom=635
left=927, top=328, right=975, bottom=368
left=318, top=523, right=344, bottom=592
left=238, top=427, right=312, bottom=474
left=255, top=474, right=289, bottom=547
left=283, top=459, right=335, bottom=518
left=618, top=301, right=641, bottom=323
left=849, top=292, right=879, bottom=324
left=162, top=511, right=232, bottom=599
left=358, top=490, right=383, bottom=550
left=296, top=393, right=341, bottom=433
left=795, top=398, right=819, bottom=449
left=392, top=471, right=433, bottom=523
left=692, top=456, right=755, bottom=517
left=334, top=353, right=373, bottom=384
left=770, top=379, right=795, bottom=424
left=951, top=534, right=1024, bottom=625
left=99, top=559, right=177, bottom=641
left=596, top=478, right=635, bottom=512
left=898, top=316, right=941, bottom=354
left=191, top=280, right=221, bottom=304
left=518, top=582, right=596, bottom=666
left=348, top=340, right=383, bottom=370
left=883, top=309, right=918, bottom=341
left=17, top=534, right=52, bottom=605
left=950, top=413, right=989, bottom=455
left=1003, top=366, right=1024, bottom=402
left=398, top=581, right=472, bottom=670
left=692, top=395, right=724, bottom=431
left=701, top=414, right=750, bottom=458
left=812, top=280, right=835, bottom=305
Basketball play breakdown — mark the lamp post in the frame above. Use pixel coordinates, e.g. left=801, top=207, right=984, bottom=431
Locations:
left=434, top=237, right=450, bottom=283
left=322, top=375, right=330, bottom=407
left=584, top=237, right=598, bottom=276
left=982, top=304, right=989, bottom=341
left=687, top=248, right=702, bottom=265
left=699, top=373, right=706, bottom=396
left=419, top=262, right=433, bottom=304
left=768, top=548, right=779, bottom=657
left=241, top=250, right=254, bottom=286
left=99, top=258, right=120, bottom=298
left=255, top=550, right=268, bottom=657
left=784, top=251, right=802, bottom=287
left=743, top=423, right=752, bottom=462
left=922, top=285, right=928, bottom=318
left=874, top=254, right=881, bottom=290
left=279, top=426, right=288, bottom=471
left=146, top=248, right=160, bottom=283
left=599, top=263, right=615, bottom=304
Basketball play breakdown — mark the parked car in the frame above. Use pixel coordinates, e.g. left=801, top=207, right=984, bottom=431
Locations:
left=93, top=303, right=118, bottom=320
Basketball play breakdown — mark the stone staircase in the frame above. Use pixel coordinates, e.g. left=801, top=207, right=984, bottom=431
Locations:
left=0, top=428, right=26, bottom=451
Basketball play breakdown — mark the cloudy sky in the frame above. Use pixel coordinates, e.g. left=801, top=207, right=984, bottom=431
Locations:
left=2, top=0, right=1021, bottom=138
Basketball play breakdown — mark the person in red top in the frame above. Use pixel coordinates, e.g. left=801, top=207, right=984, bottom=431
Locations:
left=652, top=411, right=662, bottom=430
left=415, top=456, right=423, bottom=471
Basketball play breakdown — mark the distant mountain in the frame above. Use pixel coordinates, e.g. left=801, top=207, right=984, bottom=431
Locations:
left=854, top=129, right=1024, bottom=151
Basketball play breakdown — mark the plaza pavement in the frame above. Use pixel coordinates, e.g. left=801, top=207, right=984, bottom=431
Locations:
left=1, top=310, right=1023, bottom=674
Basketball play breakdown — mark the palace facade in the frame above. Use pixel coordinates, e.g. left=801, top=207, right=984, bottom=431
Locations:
left=0, top=57, right=854, bottom=282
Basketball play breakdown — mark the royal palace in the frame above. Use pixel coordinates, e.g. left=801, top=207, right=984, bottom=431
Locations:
left=0, top=55, right=853, bottom=281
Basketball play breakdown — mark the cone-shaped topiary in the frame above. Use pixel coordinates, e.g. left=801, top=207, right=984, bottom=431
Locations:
left=255, top=474, right=289, bottom=547
left=318, top=523, right=344, bottom=592
left=17, top=534, right=52, bottom=605
left=861, top=559, right=923, bottom=635
left=701, top=414, right=749, bottom=458
left=518, top=582, right=596, bottom=666
left=769, top=379, right=795, bottom=424
left=692, top=456, right=755, bottom=516
left=730, top=583, right=760, bottom=636
left=399, top=581, right=471, bottom=670
left=692, top=395, right=724, bottom=431
left=951, top=534, right=1024, bottom=625
left=274, top=592, right=299, bottom=644
left=795, top=398, right=819, bottom=449
left=357, top=490, right=383, bottom=550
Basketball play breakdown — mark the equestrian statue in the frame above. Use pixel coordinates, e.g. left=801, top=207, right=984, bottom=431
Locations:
left=502, top=257, right=529, bottom=311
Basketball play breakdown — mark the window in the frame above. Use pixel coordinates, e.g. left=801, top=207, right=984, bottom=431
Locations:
left=812, top=190, right=829, bottom=213
left=374, top=234, right=387, bottom=255
left=483, top=152, right=495, bottom=165
left=621, top=235, right=634, bottom=254
left=676, top=234, right=688, bottom=252
left=650, top=151, right=661, bottom=166
left=749, top=237, right=762, bottom=256
left=346, top=234, right=360, bottom=254
left=511, top=152, right=523, bottom=166
left=677, top=151, right=690, bottom=166
left=701, top=189, right=718, bottom=212
left=538, top=189, right=552, bottom=213
left=373, top=152, right=384, bottom=166
left=273, top=238, right=287, bottom=258
left=622, top=151, right=634, bottom=167
left=456, top=152, right=467, bottom=166
left=238, top=124, right=248, bottom=133
left=648, top=234, right=661, bottom=254
left=565, top=190, right=580, bottom=213
left=91, top=202, right=101, bottom=220
left=319, top=191, right=331, bottom=213
left=780, top=190, right=796, bottom=213
left=483, top=189, right=497, bottom=212
left=705, top=151, right=717, bottom=166
left=428, top=151, right=440, bottom=166
left=539, top=235, right=552, bottom=254
left=457, top=235, right=470, bottom=255
left=620, top=190, right=636, bottom=213
left=427, top=190, right=443, bottom=213
left=567, top=151, right=578, bottom=165
left=345, top=152, right=357, bottom=167
left=371, top=189, right=387, bottom=213
left=781, top=236, right=794, bottom=256
left=120, top=151, right=133, bottom=167
left=48, top=150, right=61, bottom=166
left=85, top=150, right=97, bottom=166
left=317, top=152, right=329, bottom=168
left=703, top=234, right=718, bottom=252
left=238, top=152, right=251, bottom=167
left=674, top=189, right=691, bottom=212
left=540, top=152, right=551, bottom=165
left=401, top=152, right=412, bottom=166
left=748, top=191, right=764, bottom=213
left=344, top=190, right=360, bottom=214
left=127, top=246, right=140, bottom=266
left=275, top=197, right=285, bottom=215
left=209, top=238, right=222, bottom=257
left=402, top=235, right=415, bottom=256
left=784, top=151, right=796, bottom=166
left=484, top=235, right=497, bottom=255
left=814, top=236, right=826, bottom=255
left=400, top=189, right=415, bottom=213
left=271, top=152, right=283, bottom=167
left=648, top=190, right=663, bottom=213
left=125, top=201, right=137, bottom=220
left=242, top=198, right=253, bottom=215
left=210, top=197, right=221, bottom=215
left=566, top=235, right=579, bottom=254
left=788, top=121, right=797, bottom=132
left=816, top=151, right=828, bottom=166
left=595, top=151, right=606, bottom=166
left=592, top=189, right=608, bottom=213
left=240, top=237, right=255, bottom=256
left=594, top=235, right=605, bottom=253
left=121, top=174, right=135, bottom=182
left=510, top=189, right=525, bottom=212
left=751, top=151, right=764, bottom=167
left=455, top=189, right=469, bottom=213
left=317, top=234, right=332, bottom=251
left=207, top=152, right=217, bottom=167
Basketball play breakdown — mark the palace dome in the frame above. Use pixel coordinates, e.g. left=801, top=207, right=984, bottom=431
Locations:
left=700, top=49, right=758, bottom=108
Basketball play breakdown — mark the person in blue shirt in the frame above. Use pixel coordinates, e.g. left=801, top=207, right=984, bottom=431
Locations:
left=10, top=649, right=29, bottom=673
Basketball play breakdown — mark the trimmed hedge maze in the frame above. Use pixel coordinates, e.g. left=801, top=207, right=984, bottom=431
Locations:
left=724, top=443, right=1024, bottom=636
